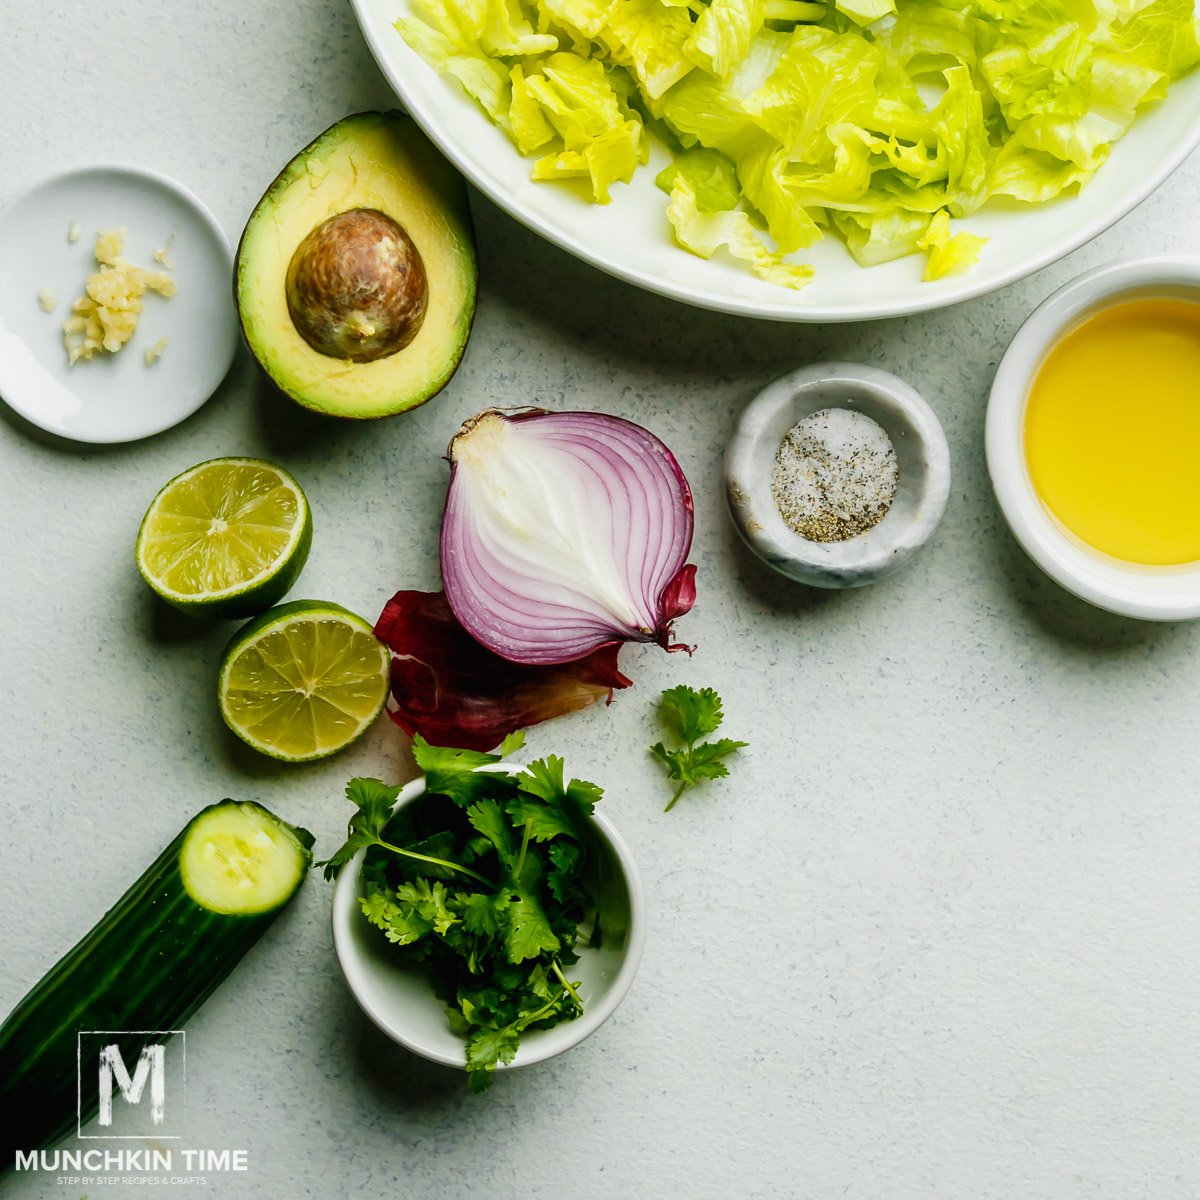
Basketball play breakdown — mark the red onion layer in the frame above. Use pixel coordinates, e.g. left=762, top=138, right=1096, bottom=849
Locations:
left=440, top=408, right=697, bottom=665
left=375, top=590, right=632, bottom=752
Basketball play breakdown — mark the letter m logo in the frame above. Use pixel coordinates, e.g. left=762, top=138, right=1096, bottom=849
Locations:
left=78, top=1030, right=185, bottom=1139
left=98, top=1043, right=165, bottom=1126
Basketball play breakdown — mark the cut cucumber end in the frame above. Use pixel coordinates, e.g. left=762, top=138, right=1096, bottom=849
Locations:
left=180, top=801, right=312, bottom=915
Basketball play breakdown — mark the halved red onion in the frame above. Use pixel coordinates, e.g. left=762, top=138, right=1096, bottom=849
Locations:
left=441, top=408, right=697, bottom=665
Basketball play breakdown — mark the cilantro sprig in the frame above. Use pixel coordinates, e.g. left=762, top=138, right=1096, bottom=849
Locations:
left=650, top=685, right=747, bottom=811
left=319, top=732, right=601, bottom=1092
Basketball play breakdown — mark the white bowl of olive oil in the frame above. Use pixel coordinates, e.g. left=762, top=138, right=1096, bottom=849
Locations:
left=988, top=257, right=1200, bottom=621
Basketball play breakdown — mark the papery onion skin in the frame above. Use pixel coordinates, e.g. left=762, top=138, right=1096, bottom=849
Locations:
left=441, top=407, right=697, bottom=666
left=375, top=589, right=632, bottom=752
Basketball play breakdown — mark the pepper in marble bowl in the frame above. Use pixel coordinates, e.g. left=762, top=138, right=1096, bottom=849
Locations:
left=724, top=363, right=951, bottom=589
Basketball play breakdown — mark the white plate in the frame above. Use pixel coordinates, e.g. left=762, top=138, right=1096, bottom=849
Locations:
left=0, top=164, right=238, bottom=443
left=352, top=0, right=1200, bottom=322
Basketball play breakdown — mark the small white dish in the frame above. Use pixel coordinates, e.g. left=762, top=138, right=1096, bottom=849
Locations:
left=987, top=256, right=1200, bottom=622
left=0, top=164, right=238, bottom=443
left=332, top=771, right=645, bottom=1074
left=725, top=363, right=951, bottom=588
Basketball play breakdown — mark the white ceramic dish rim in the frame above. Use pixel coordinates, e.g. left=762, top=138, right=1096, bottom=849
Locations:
left=986, top=255, right=1200, bottom=621
left=0, top=161, right=236, bottom=444
left=331, top=770, right=647, bottom=1071
left=725, top=362, right=951, bottom=584
left=350, top=0, right=1200, bottom=323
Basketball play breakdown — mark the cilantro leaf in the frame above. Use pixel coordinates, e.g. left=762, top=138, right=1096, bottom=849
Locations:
left=318, top=778, right=401, bottom=880
left=516, top=757, right=602, bottom=840
left=360, top=887, right=432, bottom=946
left=500, top=886, right=561, bottom=963
left=395, top=879, right=458, bottom=937
left=659, top=685, right=725, bottom=744
left=545, top=838, right=585, bottom=905
left=650, top=686, right=747, bottom=811
left=458, top=889, right=510, bottom=938
left=465, top=1023, right=521, bottom=1091
left=413, top=733, right=525, bottom=809
left=466, top=799, right=517, bottom=868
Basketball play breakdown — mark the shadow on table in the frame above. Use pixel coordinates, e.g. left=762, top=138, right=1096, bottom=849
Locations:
left=724, top=516, right=842, bottom=620
left=249, top=372, right=373, bottom=459
left=353, top=1015, right=466, bottom=1111
left=990, top=514, right=1200, bottom=656
left=344, top=998, right=568, bottom=1117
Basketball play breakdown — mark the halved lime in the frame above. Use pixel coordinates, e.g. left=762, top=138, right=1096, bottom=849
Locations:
left=136, top=457, right=312, bottom=618
left=218, top=600, right=390, bottom=762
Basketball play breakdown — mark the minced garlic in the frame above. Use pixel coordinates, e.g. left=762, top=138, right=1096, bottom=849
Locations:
left=144, top=337, right=169, bottom=366
left=62, top=228, right=176, bottom=366
left=153, top=234, right=175, bottom=269
left=37, top=288, right=59, bottom=313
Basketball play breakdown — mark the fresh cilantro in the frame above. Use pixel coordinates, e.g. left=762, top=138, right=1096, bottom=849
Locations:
left=317, top=778, right=400, bottom=880
left=323, top=743, right=597, bottom=1091
left=650, top=685, right=747, bottom=812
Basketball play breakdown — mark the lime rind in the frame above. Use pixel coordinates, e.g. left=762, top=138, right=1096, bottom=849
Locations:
left=218, top=600, right=391, bottom=763
left=135, top=457, right=312, bottom=619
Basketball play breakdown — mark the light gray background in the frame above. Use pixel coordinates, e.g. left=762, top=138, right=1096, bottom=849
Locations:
left=4, top=4, right=1200, bottom=1198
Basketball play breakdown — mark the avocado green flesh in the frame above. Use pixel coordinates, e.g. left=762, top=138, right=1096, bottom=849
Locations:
left=236, top=112, right=477, bottom=419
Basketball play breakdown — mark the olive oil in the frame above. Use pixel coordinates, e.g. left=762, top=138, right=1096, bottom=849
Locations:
left=1024, top=296, right=1200, bottom=566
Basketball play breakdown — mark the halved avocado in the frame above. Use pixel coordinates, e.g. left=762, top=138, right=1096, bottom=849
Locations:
left=235, top=112, right=477, bottom=419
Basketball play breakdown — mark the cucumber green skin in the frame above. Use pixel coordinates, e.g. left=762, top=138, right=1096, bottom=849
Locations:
left=0, top=801, right=313, bottom=1165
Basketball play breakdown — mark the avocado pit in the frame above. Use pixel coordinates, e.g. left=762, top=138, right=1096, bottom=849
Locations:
left=284, top=208, right=427, bottom=362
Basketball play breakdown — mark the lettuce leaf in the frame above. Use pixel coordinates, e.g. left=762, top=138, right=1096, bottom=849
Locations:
left=917, top=209, right=989, bottom=280
left=684, top=0, right=765, bottom=77
left=655, top=144, right=743, bottom=211
left=398, top=0, right=1200, bottom=288
left=664, top=175, right=815, bottom=287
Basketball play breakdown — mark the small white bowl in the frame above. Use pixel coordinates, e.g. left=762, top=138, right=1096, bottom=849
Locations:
left=724, top=363, right=951, bottom=588
left=0, top=164, right=238, bottom=444
left=987, top=256, right=1200, bottom=621
left=332, top=772, right=645, bottom=1075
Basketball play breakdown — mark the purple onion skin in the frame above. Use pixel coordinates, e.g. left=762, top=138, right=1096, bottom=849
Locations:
left=440, top=407, right=697, bottom=666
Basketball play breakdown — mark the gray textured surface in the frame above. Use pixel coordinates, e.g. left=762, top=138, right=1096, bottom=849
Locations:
left=4, top=4, right=1200, bottom=1198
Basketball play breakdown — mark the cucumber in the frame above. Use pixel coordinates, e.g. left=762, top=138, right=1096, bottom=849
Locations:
left=0, top=800, right=313, bottom=1161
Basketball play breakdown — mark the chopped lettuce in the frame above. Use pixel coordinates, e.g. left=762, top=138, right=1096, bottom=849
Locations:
left=664, top=175, right=815, bottom=287
left=396, top=0, right=1200, bottom=287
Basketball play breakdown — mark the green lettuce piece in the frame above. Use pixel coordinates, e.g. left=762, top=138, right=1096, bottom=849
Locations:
left=735, top=140, right=825, bottom=251
left=655, top=145, right=743, bottom=211
left=1097, top=0, right=1200, bottom=77
left=835, top=0, right=896, bottom=26
left=917, top=209, right=988, bottom=280
left=665, top=175, right=815, bottom=286
left=594, top=0, right=698, bottom=98
left=685, top=0, right=765, bottom=77
left=743, top=27, right=881, bottom=163
left=832, top=208, right=932, bottom=266
left=509, top=64, right=557, bottom=152
left=930, top=63, right=990, bottom=214
left=398, top=0, right=1200, bottom=288
left=525, top=53, right=630, bottom=144
left=533, top=120, right=642, bottom=200
left=396, top=17, right=514, bottom=130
